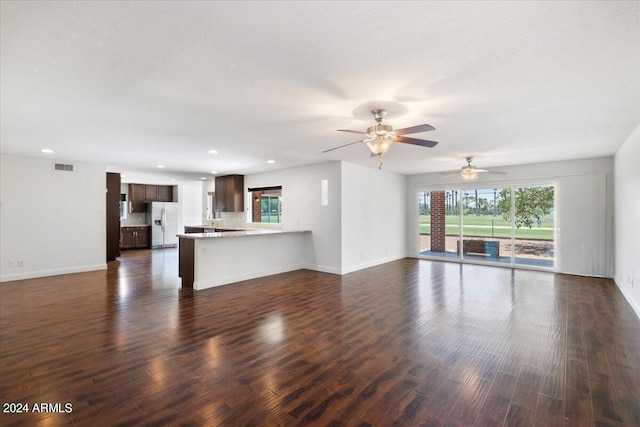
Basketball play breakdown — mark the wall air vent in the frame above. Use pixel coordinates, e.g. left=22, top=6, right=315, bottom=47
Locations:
left=53, top=163, right=74, bottom=172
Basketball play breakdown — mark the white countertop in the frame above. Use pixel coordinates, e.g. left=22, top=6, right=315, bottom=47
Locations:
left=177, top=228, right=309, bottom=240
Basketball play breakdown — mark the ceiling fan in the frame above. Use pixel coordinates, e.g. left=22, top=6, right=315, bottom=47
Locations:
left=442, top=157, right=507, bottom=181
left=323, top=109, right=439, bottom=169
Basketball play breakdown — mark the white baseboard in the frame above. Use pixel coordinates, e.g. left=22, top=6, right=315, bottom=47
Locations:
left=192, top=254, right=409, bottom=284
left=301, top=255, right=407, bottom=276
left=340, top=254, right=407, bottom=275
left=614, top=277, right=640, bottom=319
left=0, top=263, right=107, bottom=283
left=303, top=263, right=342, bottom=275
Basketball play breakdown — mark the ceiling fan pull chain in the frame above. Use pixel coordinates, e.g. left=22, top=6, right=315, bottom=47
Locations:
left=378, top=156, right=383, bottom=170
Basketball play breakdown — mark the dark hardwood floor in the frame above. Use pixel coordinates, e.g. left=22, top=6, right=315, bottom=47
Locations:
left=1, top=249, right=639, bottom=426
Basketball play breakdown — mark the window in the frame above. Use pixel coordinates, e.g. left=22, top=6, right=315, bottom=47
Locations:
left=248, top=186, right=282, bottom=224
left=206, top=192, right=215, bottom=220
left=418, top=185, right=554, bottom=269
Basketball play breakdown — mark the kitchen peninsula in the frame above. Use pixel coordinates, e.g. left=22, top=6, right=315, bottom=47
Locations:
left=178, top=228, right=310, bottom=290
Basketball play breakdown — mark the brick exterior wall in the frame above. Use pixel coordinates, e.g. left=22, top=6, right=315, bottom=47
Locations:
left=252, top=191, right=263, bottom=223
left=431, top=191, right=446, bottom=252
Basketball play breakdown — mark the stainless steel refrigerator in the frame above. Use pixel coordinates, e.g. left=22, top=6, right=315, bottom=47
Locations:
left=146, top=202, right=179, bottom=248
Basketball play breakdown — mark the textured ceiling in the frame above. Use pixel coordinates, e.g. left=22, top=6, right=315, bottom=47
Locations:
left=1, top=1, right=639, bottom=181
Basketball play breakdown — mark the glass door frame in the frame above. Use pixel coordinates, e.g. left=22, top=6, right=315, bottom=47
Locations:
left=416, top=182, right=555, bottom=271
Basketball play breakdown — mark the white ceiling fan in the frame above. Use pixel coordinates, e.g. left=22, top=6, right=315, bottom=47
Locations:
left=441, top=156, right=507, bottom=181
left=323, top=108, right=439, bottom=169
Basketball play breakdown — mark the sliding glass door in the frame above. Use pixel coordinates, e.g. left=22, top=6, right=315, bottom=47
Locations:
left=512, top=186, right=554, bottom=268
left=418, top=185, right=554, bottom=269
left=461, top=188, right=511, bottom=265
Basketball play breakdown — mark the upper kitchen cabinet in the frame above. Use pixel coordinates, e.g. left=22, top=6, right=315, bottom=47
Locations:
left=215, top=175, right=244, bottom=212
left=145, top=184, right=158, bottom=201
left=157, top=185, right=173, bottom=202
left=129, top=184, right=175, bottom=212
left=144, top=185, right=175, bottom=202
left=129, top=184, right=147, bottom=212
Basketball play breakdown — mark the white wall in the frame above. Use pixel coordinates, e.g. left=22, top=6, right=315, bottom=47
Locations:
left=406, top=157, right=615, bottom=277
left=341, top=162, right=407, bottom=273
left=177, top=183, right=203, bottom=232
left=245, top=161, right=407, bottom=275
left=245, top=162, right=342, bottom=273
left=1, top=154, right=107, bottom=281
left=614, top=127, right=640, bottom=317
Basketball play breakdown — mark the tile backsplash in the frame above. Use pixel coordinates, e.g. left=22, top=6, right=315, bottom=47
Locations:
left=122, top=212, right=147, bottom=226
left=217, top=212, right=247, bottom=228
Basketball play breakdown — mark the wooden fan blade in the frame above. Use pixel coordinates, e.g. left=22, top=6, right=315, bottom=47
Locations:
left=396, top=135, right=438, bottom=148
left=485, top=170, right=507, bottom=175
left=439, top=173, right=459, bottom=179
left=393, top=124, right=435, bottom=136
left=337, top=129, right=366, bottom=134
left=322, top=140, right=364, bottom=153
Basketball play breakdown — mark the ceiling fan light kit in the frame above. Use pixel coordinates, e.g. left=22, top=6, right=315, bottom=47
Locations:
left=460, top=167, right=479, bottom=181
left=325, top=107, right=439, bottom=169
left=366, top=138, right=393, bottom=156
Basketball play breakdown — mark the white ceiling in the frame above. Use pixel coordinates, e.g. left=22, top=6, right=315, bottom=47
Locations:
left=1, top=1, right=639, bottom=182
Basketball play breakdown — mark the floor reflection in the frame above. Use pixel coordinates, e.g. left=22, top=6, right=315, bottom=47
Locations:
left=2, top=254, right=638, bottom=425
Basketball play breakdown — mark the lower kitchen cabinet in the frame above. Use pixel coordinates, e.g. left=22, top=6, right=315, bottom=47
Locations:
left=120, top=226, right=150, bottom=249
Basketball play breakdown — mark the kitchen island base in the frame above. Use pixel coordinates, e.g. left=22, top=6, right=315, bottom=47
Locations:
left=178, top=229, right=310, bottom=290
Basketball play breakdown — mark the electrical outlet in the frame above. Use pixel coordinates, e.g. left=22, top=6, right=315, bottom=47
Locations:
left=8, top=260, right=15, bottom=268
left=17, top=260, right=24, bottom=268
left=201, top=247, right=206, bottom=254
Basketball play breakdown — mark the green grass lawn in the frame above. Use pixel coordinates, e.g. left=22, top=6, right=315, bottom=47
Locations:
left=419, top=215, right=554, bottom=240
left=260, top=216, right=281, bottom=223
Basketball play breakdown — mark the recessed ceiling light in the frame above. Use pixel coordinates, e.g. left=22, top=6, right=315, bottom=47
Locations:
left=170, top=179, right=176, bottom=182
left=41, top=148, right=54, bottom=153
left=208, top=149, right=218, bottom=155
left=267, top=159, right=276, bottom=164
left=200, top=177, right=207, bottom=180
left=210, top=171, right=218, bottom=174
left=156, top=165, right=165, bottom=168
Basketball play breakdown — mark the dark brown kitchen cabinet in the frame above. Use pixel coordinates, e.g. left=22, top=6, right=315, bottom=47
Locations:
left=144, top=184, right=174, bottom=202
left=157, top=185, right=173, bottom=202
left=145, top=185, right=158, bottom=201
left=129, top=184, right=147, bottom=213
left=215, top=174, right=244, bottom=213
left=120, top=226, right=150, bottom=249
left=184, top=226, right=205, bottom=234
left=106, top=172, right=121, bottom=261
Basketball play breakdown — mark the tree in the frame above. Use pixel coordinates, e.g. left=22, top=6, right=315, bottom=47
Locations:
left=497, top=187, right=554, bottom=228
left=477, top=198, right=490, bottom=215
